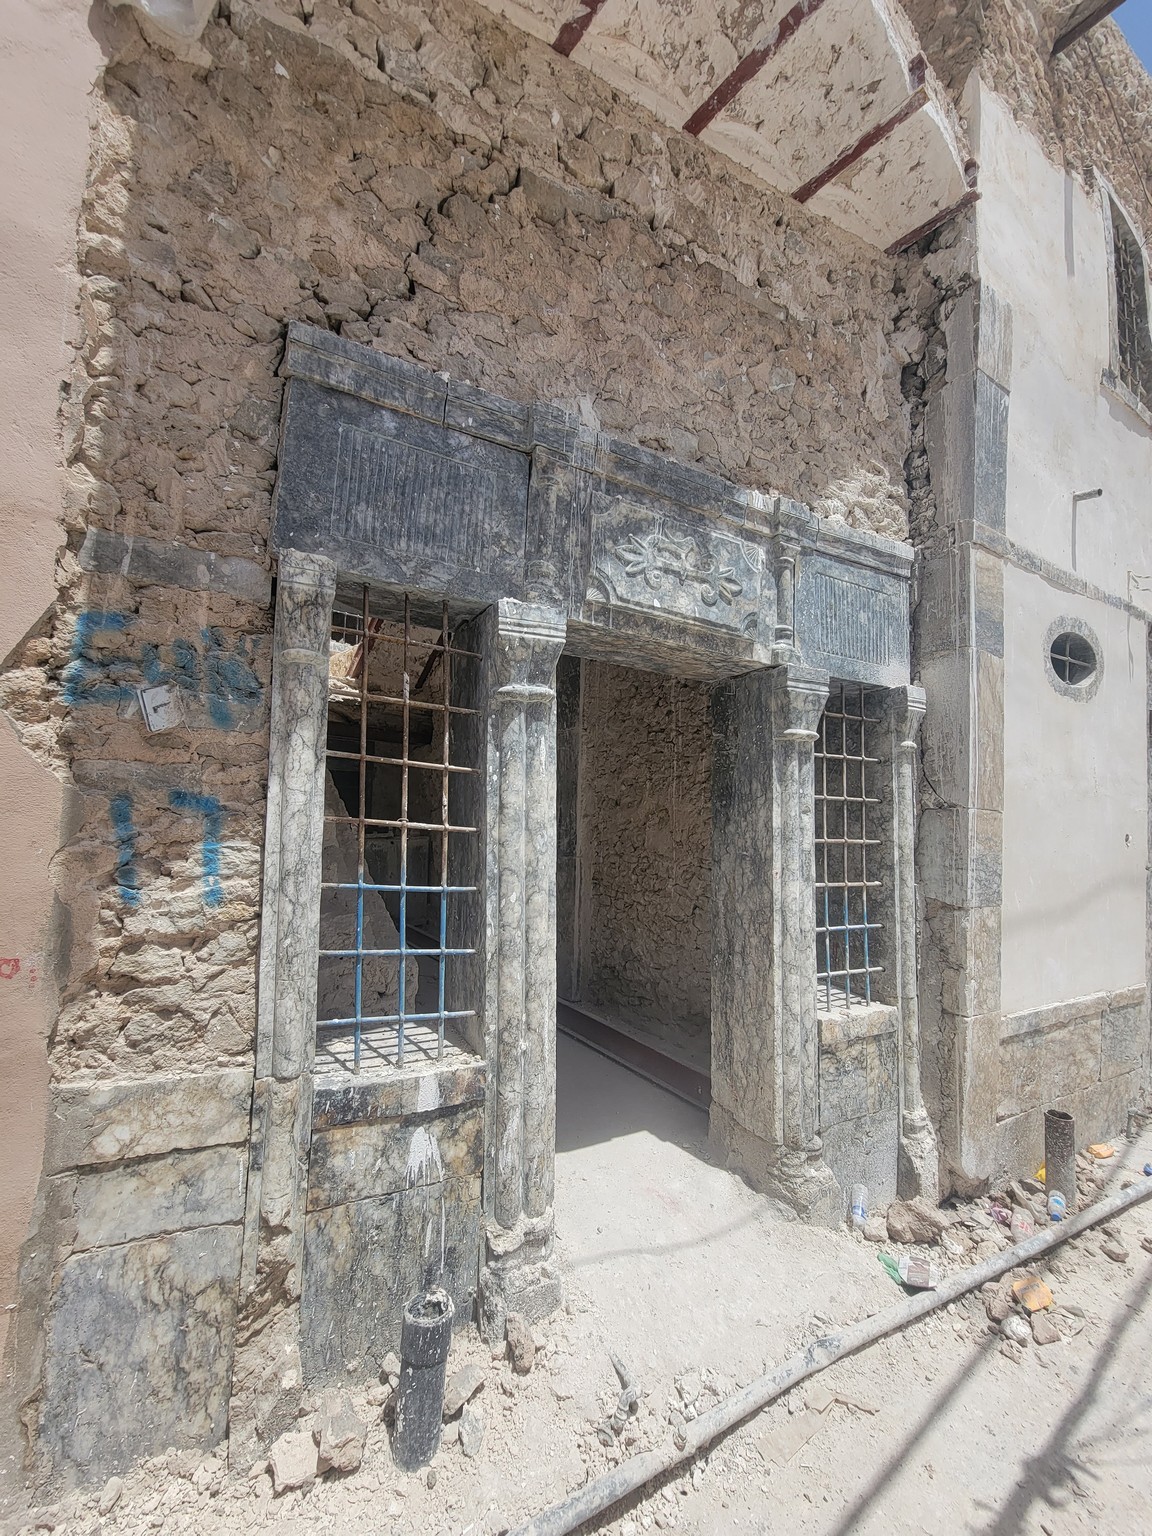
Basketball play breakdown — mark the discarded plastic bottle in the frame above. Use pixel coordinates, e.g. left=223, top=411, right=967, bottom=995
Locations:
left=1047, top=1190, right=1067, bottom=1221
left=849, top=1184, right=868, bottom=1229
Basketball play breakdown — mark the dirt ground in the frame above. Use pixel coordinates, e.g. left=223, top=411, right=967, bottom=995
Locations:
left=11, top=1038, right=1152, bottom=1536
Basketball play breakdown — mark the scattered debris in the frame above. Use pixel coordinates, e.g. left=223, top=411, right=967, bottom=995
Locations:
left=1031, top=1312, right=1062, bottom=1346
left=97, top=1477, right=124, bottom=1517
left=1000, top=1315, right=1031, bottom=1347
left=885, top=1198, right=950, bottom=1245
left=806, top=1385, right=878, bottom=1415
left=1087, top=1144, right=1116, bottom=1159
left=1101, top=1237, right=1130, bottom=1264
left=460, top=1404, right=486, bottom=1459
left=760, top=1408, right=825, bottom=1466
left=315, top=1394, right=366, bottom=1474
left=444, top=1364, right=486, bottom=1419
left=506, top=1313, right=536, bottom=1375
left=862, top=1216, right=888, bottom=1243
left=268, top=1429, right=320, bottom=1494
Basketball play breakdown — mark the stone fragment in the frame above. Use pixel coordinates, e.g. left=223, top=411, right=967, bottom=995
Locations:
left=268, top=1429, right=320, bottom=1493
left=1101, top=1238, right=1130, bottom=1264
left=886, top=1198, right=950, bottom=1245
left=983, top=1280, right=1015, bottom=1323
left=1031, top=1312, right=1061, bottom=1346
left=676, top=1372, right=701, bottom=1406
left=505, top=1313, right=536, bottom=1374
left=381, top=1351, right=402, bottom=1380
left=97, top=1477, right=124, bottom=1516
left=1000, top=1315, right=1030, bottom=1346
left=314, top=1394, right=366, bottom=1474
left=443, top=1364, right=485, bottom=1418
left=459, top=1404, right=485, bottom=1458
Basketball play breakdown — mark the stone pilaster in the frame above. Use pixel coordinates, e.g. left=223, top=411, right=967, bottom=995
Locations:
left=232, top=549, right=335, bottom=1463
left=711, top=663, right=841, bottom=1224
left=476, top=599, right=566, bottom=1339
left=889, top=686, right=940, bottom=1199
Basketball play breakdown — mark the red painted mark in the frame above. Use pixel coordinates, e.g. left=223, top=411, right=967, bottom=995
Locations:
left=682, top=0, right=829, bottom=137
left=0, top=958, right=20, bottom=980
left=553, top=0, right=611, bottom=58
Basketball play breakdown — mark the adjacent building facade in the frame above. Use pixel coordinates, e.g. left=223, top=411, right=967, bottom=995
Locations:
left=1, top=0, right=1149, bottom=1496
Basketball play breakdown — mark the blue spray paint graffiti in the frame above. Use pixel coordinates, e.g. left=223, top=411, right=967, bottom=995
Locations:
left=108, top=794, right=141, bottom=908
left=64, top=613, right=263, bottom=729
left=168, top=790, right=225, bottom=908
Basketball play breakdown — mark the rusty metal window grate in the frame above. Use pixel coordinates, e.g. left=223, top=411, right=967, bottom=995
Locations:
left=1111, top=199, right=1152, bottom=409
left=318, top=588, right=478, bottom=1072
left=815, top=682, right=883, bottom=1010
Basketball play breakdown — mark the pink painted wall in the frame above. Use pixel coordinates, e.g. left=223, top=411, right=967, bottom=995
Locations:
left=0, top=0, right=105, bottom=1368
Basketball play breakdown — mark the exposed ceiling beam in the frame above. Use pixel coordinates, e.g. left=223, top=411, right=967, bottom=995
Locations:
left=1052, top=0, right=1126, bottom=56
left=552, top=0, right=611, bottom=58
left=793, top=57, right=927, bottom=204
left=682, top=0, right=829, bottom=137
left=886, top=188, right=980, bottom=256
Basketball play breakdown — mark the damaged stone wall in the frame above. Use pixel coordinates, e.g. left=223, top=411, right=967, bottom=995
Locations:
left=572, top=662, right=711, bottom=1050
left=0, top=0, right=921, bottom=1487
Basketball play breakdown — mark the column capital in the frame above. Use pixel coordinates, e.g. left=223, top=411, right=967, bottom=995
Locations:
left=491, top=599, right=567, bottom=700
left=769, top=663, right=830, bottom=741
left=886, top=684, right=928, bottom=748
left=276, top=548, right=337, bottom=597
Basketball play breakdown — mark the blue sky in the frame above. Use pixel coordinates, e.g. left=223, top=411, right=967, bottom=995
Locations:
left=1116, top=2, right=1152, bottom=72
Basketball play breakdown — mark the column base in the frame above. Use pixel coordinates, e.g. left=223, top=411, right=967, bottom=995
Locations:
left=710, top=1106, right=843, bottom=1227
left=477, top=1212, right=562, bottom=1343
left=898, top=1109, right=941, bottom=1204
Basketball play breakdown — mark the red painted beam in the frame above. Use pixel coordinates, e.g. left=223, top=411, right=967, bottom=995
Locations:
left=885, top=188, right=980, bottom=257
left=793, top=61, right=928, bottom=204
left=682, top=0, right=829, bottom=137
left=553, top=0, right=611, bottom=57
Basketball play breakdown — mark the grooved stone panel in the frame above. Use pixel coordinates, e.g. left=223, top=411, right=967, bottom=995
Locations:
left=273, top=381, right=530, bottom=604
left=795, top=556, right=909, bottom=686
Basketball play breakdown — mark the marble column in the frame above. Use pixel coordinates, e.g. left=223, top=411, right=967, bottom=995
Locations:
left=476, top=599, right=567, bottom=1340
left=711, top=663, right=841, bottom=1224
left=232, top=549, right=335, bottom=1462
left=888, top=686, right=940, bottom=1200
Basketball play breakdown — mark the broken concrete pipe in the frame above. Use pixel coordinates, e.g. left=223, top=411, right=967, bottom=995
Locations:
left=1044, top=1108, right=1077, bottom=1217
left=392, top=1287, right=455, bottom=1471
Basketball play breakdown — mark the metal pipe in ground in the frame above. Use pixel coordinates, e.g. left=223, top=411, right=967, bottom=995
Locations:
left=1045, top=1109, right=1078, bottom=1216
left=393, top=1288, right=454, bottom=1471
left=504, top=1172, right=1152, bottom=1536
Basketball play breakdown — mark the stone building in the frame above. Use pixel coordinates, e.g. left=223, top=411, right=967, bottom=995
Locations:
left=1, top=0, right=1150, bottom=1494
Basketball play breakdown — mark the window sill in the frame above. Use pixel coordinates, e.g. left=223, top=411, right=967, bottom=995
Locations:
left=1101, top=368, right=1152, bottom=433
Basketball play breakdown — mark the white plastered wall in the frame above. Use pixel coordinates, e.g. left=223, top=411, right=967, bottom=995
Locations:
left=975, top=86, right=1151, bottom=1015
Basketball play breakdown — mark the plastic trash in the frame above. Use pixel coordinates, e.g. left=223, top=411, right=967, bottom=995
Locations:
left=1011, top=1275, right=1053, bottom=1312
left=849, top=1184, right=868, bottom=1229
left=1047, top=1190, right=1067, bottom=1221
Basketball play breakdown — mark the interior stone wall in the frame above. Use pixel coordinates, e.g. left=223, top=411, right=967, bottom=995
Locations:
left=572, top=662, right=711, bottom=1050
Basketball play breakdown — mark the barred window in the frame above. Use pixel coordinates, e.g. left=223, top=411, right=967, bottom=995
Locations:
left=1110, top=197, right=1152, bottom=411
left=318, top=587, right=478, bottom=1072
left=815, top=683, right=883, bottom=1010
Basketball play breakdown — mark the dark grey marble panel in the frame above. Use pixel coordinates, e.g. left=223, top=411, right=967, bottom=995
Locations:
left=272, top=381, right=530, bottom=605
left=973, top=372, right=1010, bottom=533
left=300, top=1176, right=480, bottom=1386
left=39, top=1225, right=241, bottom=1483
left=795, top=555, right=910, bottom=686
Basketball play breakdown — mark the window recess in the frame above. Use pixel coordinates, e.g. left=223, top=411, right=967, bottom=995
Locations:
left=318, top=588, right=479, bottom=1072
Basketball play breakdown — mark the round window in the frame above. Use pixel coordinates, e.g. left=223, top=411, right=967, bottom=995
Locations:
left=1049, top=631, right=1096, bottom=685
left=1044, top=618, right=1102, bottom=700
